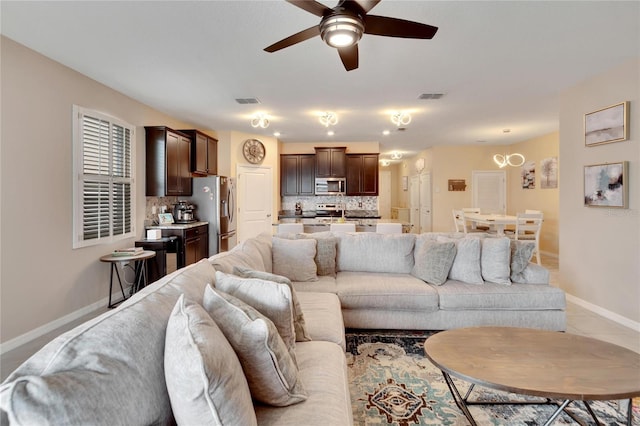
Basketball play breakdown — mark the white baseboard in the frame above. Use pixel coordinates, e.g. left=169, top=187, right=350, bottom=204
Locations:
left=0, top=290, right=128, bottom=355
left=566, top=294, right=640, bottom=333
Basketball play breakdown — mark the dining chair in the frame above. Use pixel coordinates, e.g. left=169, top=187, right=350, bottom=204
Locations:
left=375, top=223, right=402, bottom=234
left=461, top=207, right=490, bottom=231
left=511, top=212, right=544, bottom=265
left=330, top=223, right=356, bottom=233
left=277, top=223, right=304, bottom=234
left=452, top=210, right=468, bottom=233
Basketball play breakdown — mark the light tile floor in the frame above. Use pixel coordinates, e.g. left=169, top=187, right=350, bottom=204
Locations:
left=1, top=254, right=639, bottom=381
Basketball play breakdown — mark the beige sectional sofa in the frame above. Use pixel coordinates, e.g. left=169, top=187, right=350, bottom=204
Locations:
left=0, top=231, right=565, bottom=425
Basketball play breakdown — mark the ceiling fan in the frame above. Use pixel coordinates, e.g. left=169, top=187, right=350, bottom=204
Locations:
left=264, top=0, right=438, bottom=71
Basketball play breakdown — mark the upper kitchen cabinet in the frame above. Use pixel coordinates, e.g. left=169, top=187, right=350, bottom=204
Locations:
left=280, top=154, right=315, bottom=196
left=145, top=126, right=192, bottom=196
left=346, top=154, right=379, bottom=196
left=179, top=129, right=218, bottom=176
left=315, top=147, right=346, bottom=178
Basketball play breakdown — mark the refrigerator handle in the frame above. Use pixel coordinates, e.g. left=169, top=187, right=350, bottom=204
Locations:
left=228, top=187, right=235, bottom=223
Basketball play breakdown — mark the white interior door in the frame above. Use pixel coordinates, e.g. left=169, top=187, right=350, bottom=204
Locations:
left=419, top=172, right=432, bottom=233
left=472, top=170, right=506, bottom=214
left=409, top=175, right=420, bottom=233
left=378, top=170, right=391, bottom=219
left=237, top=165, right=273, bottom=244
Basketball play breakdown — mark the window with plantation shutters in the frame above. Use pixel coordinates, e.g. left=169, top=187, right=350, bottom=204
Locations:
left=73, top=106, right=135, bottom=248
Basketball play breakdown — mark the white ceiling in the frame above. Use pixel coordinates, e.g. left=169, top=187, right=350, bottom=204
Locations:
left=2, top=1, right=639, bottom=160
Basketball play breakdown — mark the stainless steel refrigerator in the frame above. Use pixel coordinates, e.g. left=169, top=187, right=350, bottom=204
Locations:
left=190, top=176, right=236, bottom=255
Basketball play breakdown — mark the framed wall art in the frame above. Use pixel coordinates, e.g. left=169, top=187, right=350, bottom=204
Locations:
left=540, top=157, right=558, bottom=189
left=584, top=101, right=629, bottom=146
left=584, top=161, right=628, bottom=208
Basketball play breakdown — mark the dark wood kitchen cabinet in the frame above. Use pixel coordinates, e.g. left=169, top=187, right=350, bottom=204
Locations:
left=145, top=126, right=192, bottom=196
left=179, top=129, right=218, bottom=176
left=158, top=224, right=208, bottom=268
left=280, top=154, right=315, bottom=196
left=315, top=147, right=346, bottom=178
left=346, top=154, right=379, bottom=196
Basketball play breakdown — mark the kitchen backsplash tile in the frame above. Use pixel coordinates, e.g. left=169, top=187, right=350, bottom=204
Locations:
left=282, top=196, right=378, bottom=211
left=145, top=196, right=178, bottom=225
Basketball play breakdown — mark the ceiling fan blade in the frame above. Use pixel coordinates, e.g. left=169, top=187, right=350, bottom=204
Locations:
left=264, top=26, right=320, bottom=52
left=338, top=44, right=359, bottom=71
left=364, top=15, right=438, bottom=39
left=286, top=0, right=331, bottom=17
left=349, top=0, right=381, bottom=14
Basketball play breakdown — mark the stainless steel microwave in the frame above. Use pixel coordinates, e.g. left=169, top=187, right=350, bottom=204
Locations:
left=315, top=178, right=345, bottom=195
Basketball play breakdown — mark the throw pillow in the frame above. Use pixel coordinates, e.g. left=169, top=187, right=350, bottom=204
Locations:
left=214, top=270, right=298, bottom=363
left=272, top=237, right=318, bottom=282
left=164, top=295, right=257, bottom=426
left=296, top=234, right=338, bottom=277
left=481, top=237, right=512, bottom=285
left=232, top=266, right=312, bottom=342
left=510, top=240, right=536, bottom=279
left=438, top=236, right=483, bottom=285
left=202, top=285, right=308, bottom=407
left=411, top=240, right=457, bottom=285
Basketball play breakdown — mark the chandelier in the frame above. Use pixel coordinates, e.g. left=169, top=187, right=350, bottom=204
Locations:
left=493, top=153, right=525, bottom=168
left=390, top=151, right=403, bottom=160
left=391, top=111, right=411, bottom=127
left=250, top=113, right=269, bottom=129
left=319, top=111, right=338, bottom=127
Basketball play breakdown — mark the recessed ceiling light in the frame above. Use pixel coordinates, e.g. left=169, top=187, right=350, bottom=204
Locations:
left=327, top=130, right=335, bottom=136
left=382, top=130, right=390, bottom=136
left=273, top=132, right=281, bottom=137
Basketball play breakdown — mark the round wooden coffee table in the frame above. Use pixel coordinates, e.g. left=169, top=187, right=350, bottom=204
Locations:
left=424, top=327, right=640, bottom=425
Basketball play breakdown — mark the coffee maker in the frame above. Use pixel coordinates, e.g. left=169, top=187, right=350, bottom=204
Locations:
left=173, top=201, right=196, bottom=223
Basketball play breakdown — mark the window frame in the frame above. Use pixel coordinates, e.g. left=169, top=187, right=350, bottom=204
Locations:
left=72, top=105, right=136, bottom=248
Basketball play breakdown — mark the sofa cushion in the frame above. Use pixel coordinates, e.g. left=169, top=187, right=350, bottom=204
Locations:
left=481, top=237, right=512, bottom=285
left=232, top=266, right=311, bottom=342
left=336, top=271, right=439, bottom=312
left=209, top=237, right=268, bottom=274
left=438, top=236, right=484, bottom=285
left=292, top=275, right=339, bottom=294
left=254, top=341, right=352, bottom=426
left=297, top=233, right=338, bottom=277
left=215, top=271, right=298, bottom=362
left=437, top=281, right=566, bottom=310
left=295, top=292, right=346, bottom=350
left=202, top=285, right=308, bottom=407
left=0, top=260, right=215, bottom=426
left=164, top=295, right=257, bottom=426
left=273, top=237, right=318, bottom=282
left=336, top=233, right=416, bottom=274
left=411, top=240, right=457, bottom=285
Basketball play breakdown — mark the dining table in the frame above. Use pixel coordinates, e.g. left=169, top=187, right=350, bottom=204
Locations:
left=463, top=213, right=518, bottom=236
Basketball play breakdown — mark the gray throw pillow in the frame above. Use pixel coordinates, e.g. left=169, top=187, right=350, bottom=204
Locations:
left=296, top=234, right=338, bottom=277
left=510, top=240, right=536, bottom=279
left=164, top=295, right=257, bottom=426
left=272, top=237, right=318, bottom=282
left=438, top=236, right=484, bottom=285
left=202, top=285, right=308, bottom=407
left=232, top=266, right=312, bottom=342
left=215, top=270, right=298, bottom=363
left=481, top=237, right=512, bottom=285
left=411, top=240, right=457, bottom=285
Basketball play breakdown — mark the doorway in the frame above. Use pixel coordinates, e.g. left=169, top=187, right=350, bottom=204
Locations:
left=419, top=172, right=432, bottom=233
left=236, top=165, right=273, bottom=244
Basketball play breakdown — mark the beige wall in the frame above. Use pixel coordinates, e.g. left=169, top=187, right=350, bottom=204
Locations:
left=559, top=58, right=639, bottom=325
left=0, top=37, right=199, bottom=344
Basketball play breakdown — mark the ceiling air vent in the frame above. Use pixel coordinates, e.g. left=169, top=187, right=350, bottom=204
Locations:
left=235, top=98, right=261, bottom=104
left=418, top=93, right=444, bottom=100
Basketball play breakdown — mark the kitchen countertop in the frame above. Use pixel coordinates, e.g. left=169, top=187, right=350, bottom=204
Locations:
left=275, top=217, right=409, bottom=227
left=146, top=221, right=208, bottom=230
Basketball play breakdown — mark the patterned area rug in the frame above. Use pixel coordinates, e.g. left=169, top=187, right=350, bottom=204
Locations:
left=346, top=329, right=640, bottom=426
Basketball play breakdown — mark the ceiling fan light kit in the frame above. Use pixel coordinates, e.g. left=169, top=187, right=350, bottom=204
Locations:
left=264, top=0, right=438, bottom=71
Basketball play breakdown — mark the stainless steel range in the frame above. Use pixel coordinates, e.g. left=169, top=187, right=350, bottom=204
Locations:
left=315, top=203, right=343, bottom=217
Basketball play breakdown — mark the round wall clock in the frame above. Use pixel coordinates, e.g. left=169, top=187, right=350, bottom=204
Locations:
left=242, top=139, right=266, bottom=164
